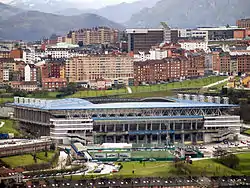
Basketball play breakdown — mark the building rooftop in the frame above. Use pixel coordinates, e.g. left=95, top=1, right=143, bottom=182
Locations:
left=10, top=97, right=237, bottom=111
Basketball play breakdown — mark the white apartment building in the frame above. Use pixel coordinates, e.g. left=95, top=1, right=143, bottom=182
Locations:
left=45, top=43, right=79, bottom=59
left=24, top=64, right=37, bottom=82
left=134, top=47, right=168, bottom=62
left=179, top=40, right=208, bottom=52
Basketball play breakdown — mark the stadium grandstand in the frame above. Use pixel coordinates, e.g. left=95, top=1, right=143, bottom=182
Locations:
left=8, top=95, right=241, bottom=145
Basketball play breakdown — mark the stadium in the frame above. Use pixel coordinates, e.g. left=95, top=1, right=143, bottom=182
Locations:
left=8, top=95, right=241, bottom=145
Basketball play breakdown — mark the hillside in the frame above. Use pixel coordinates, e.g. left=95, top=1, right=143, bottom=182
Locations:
left=0, top=11, right=124, bottom=41
left=126, top=0, right=250, bottom=28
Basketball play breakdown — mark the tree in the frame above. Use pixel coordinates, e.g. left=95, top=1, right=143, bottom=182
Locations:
left=50, top=143, right=56, bottom=151
left=33, top=153, right=37, bottom=163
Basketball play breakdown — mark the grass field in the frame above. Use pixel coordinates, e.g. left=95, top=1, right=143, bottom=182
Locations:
left=0, top=151, right=57, bottom=168
left=114, top=159, right=241, bottom=178
left=0, top=119, right=21, bottom=136
left=68, top=76, right=226, bottom=98
left=235, top=153, right=250, bottom=175
left=0, top=98, right=13, bottom=104
left=244, top=129, right=250, bottom=135
left=36, top=151, right=56, bottom=162
left=131, top=151, right=173, bottom=159
left=1, top=154, right=44, bottom=168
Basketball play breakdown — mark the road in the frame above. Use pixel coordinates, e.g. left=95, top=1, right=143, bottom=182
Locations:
left=0, top=121, right=5, bottom=128
left=202, top=78, right=228, bottom=88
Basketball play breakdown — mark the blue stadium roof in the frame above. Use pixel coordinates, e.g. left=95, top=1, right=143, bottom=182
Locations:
left=10, top=98, right=238, bottom=110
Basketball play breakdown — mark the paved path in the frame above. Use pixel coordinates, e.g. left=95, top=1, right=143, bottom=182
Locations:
left=202, top=78, right=228, bottom=89
left=0, top=121, right=5, bottom=128
left=126, top=87, right=132, bottom=94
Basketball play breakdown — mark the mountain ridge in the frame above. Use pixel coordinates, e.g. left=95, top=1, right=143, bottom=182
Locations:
left=126, top=0, right=250, bottom=28
left=0, top=9, right=124, bottom=41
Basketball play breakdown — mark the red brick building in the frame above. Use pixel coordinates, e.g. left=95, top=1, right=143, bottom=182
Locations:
left=42, top=78, right=67, bottom=90
left=134, top=54, right=205, bottom=85
left=237, top=18, right=250, bottom=28
left=234, top=29, right=246, bottom=39
left=219, top=52, right=231, bottom=73
left=40, top=60, right=65, bottom=79
left=237, top=55, right=250, bottom=73
left=10, top=49, right=23, bottom=59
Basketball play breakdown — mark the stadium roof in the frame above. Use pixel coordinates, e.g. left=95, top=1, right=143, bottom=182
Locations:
left=10, top=97, right=238, bottom=110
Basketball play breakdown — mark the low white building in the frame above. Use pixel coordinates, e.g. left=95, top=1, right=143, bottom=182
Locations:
left=134, top=48, right=168, bottom=62
left=179, top=40, right=208, bottom=52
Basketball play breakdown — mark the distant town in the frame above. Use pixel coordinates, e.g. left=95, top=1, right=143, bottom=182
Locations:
left=1, top=18, right=250, bottom=188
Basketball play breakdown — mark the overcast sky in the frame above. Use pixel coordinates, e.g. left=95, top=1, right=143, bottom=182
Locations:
left=1, top=0, right=139, bottom=8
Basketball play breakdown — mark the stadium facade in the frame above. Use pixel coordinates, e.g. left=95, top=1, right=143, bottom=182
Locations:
left=8, top=95, right=241, bottom=145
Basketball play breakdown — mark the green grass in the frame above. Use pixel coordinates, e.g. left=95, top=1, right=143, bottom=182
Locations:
left=244, top=129, right=250, bottom=135
left=1, top=155, right=44, bottom=168
left=1, top=151, right=57, bottom=168
left=67, top=76, right=226, bottom=98
left=0, top=98, right=13, bottom=104
left=113, top=159, right=241, bottom=178
left=0, top=119, right=21, bottom=137
left=235, top=153, right=250, bottom=175
left=187, top=159, right=241, bottom=177
left=130, top=76, right=227, bottom=93
left=36, top=151, right=56, bottom=162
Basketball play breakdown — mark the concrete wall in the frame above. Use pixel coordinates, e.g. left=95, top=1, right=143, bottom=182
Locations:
left=0, top=106, right=14, bottom=118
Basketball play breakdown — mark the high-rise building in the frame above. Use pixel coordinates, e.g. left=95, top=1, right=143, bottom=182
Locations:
left=66, top=54, right=134, bottom=85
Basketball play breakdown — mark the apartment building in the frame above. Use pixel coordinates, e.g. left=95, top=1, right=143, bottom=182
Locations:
left=237, top=55, right=250, bottom=73
left=212, top=51, right=250, bottom=74
left=0, top=50, right=10, bottom=58
left=134, top=54, right=205, bottom=85
left=134, top=43, right=182, bottom=62
left=24, top=64, right=37, bottom=82
left=179, top=40, right=208, bottom=52
left=42, top=78, right=67, bottom=90
left=66, top=54, right=134, bottom=85
left=237, top=18, right=250, bottom=28
left=71, top=27, right=119, bottom=45
left=40, top=60, right=65, bottom=79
